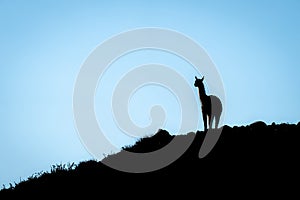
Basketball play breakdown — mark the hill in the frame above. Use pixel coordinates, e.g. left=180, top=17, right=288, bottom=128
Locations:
left=1, top=121, right=299, bottom=195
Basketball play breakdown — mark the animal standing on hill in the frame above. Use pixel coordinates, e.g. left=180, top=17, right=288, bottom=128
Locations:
left=194, top=76, right=222, bottom=131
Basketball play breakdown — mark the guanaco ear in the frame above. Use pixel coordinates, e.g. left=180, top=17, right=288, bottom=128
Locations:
left=195, top=76, right=198, bottom=80
left=201, top=76, right=204, bottom=81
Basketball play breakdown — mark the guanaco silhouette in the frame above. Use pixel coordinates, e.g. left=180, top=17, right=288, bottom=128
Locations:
left=194, top=76, right=222, bottom=131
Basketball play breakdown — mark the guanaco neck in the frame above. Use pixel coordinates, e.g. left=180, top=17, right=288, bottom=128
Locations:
left=198, top=85, right=208, bottom=103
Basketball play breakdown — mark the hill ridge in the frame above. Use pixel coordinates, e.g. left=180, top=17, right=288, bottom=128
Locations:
left=1, top=121, right=299, bottom=194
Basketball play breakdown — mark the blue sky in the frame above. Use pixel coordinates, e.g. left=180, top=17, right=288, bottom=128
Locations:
left=0, top=0, right=300, bottom=187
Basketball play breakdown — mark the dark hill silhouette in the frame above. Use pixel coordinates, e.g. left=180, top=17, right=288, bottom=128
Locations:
left=1, top=121, right=299, bottom=195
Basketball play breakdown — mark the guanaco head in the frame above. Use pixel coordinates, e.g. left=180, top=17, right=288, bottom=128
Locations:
left=194, top=76, right=204, bottom=88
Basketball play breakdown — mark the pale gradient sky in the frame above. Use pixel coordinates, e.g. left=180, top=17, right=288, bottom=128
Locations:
left=0, top=0, right=299, bottom=187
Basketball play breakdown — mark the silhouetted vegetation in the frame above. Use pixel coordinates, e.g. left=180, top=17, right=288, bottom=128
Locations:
left=0, top=122, right=299, bottom=195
